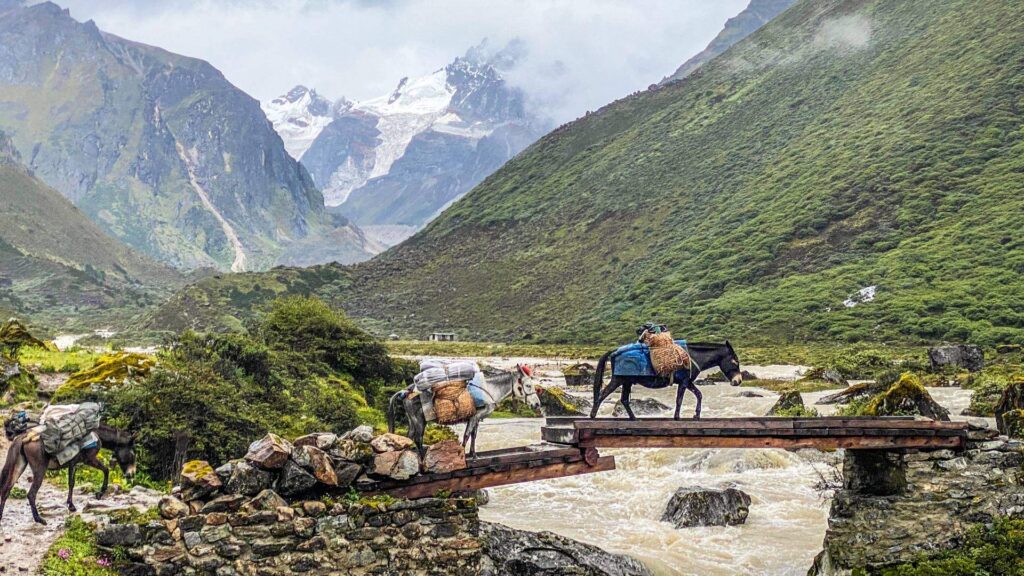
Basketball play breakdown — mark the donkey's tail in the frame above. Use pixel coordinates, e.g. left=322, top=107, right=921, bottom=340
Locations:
left=0, top=436, right=24, bottom=496
left=386, top=390, right=404, bottom=434
left=592, top=351, right=614, bottom=413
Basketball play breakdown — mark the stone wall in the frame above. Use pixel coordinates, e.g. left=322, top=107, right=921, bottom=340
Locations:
left=811, top=425, right=1024, bottom=575
left=110, top=493, right=481, bottom=575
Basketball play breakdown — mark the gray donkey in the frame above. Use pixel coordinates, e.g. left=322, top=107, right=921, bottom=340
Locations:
left=388, top=364, right=541, bottom=458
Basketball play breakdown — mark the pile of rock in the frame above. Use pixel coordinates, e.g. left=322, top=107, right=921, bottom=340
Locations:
left=810, top=423, right=1024, bottom=574
left=113, top=489, right=482, bottom=575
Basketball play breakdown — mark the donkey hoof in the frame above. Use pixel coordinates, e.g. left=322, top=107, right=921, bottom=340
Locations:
left=33, top=516, right=47, bottom=525
left=68, top=503, right=77, bottom=512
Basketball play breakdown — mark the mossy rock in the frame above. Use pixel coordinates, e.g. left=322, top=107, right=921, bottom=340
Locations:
left=536, top=385, right=590, bottom=417
left=52, top=352, right=155, bottom=402
left=767, top=390, right=817, bottom=417
left=862, top=373, right=950, bottom=421
left=1002, top=409, right=1024, bottom=439
left=0, top=319, right=48, bottom=355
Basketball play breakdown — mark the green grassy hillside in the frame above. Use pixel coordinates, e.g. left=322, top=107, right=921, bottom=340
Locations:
left=0, top=132, right=183, bottom=329
left=146, top=0, right=1024, bottom=346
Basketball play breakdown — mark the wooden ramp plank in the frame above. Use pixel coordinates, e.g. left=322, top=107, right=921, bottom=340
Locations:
left=579, top=436, right=963, bottom=450
left=366, top=456, right=616, bottom=500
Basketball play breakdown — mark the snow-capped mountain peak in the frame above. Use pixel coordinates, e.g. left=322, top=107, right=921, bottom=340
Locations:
left=262, top=86, right=348, bottom=160
left=265, top=39, right=551, bottom=247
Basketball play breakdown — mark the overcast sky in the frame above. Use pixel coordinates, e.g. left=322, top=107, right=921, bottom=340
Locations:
left=52, top=0, right=749, bottom=122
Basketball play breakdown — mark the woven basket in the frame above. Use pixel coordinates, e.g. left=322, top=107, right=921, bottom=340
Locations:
left=434, top=380, right=476, bottom=424
left=645, top=331, right=690, bottom=376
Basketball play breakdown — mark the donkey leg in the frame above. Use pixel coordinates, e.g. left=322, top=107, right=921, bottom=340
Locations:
left=620, top=384, right=636, bottom=420
left=66, top=463, right=77, bottom=512
left=27, top=460, right=47, bottom=525
left=674, top=383, right=688, bottom=420
left=84, top=451, right=110, bottom=498
left=691, top=383, right=703, bottom=419
left=593, top=379, right=623, bottom=417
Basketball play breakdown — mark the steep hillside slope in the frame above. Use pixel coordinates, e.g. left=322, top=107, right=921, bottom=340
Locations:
left=661, top=0, right=797, bottom=84
left=0, top=1, right=376, bottom=271
left=0, top=131, right=183, bottom=328
left=147, top=0, right=1024, bottom=346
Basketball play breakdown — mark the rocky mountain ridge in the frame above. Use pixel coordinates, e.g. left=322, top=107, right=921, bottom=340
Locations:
left=265, top=40, right=549, bottom=244
left=0, top=1, right=377, bottom=271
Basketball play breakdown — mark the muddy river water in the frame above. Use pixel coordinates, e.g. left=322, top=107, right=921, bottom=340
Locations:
left=451, top=371, right=977, bottom=576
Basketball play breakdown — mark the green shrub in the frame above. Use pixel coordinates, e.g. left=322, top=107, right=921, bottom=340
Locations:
left=772, top=405, right=819, bottom=417
left=99, top=296, right=410, bottom=480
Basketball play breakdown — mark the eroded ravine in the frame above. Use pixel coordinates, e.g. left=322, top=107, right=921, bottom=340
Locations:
left=175, top=140, right=248, bottom=272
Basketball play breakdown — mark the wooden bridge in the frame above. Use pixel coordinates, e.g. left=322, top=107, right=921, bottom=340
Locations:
left=366, top=417, right=968, bottom=498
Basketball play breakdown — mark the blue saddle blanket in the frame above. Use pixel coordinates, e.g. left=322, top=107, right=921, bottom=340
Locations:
left=468, top=373, right=488, bottom=408
left=612, top=340, right=687, bottom=377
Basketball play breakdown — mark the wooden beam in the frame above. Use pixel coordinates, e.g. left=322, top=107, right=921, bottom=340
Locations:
left=367, top=456, right=616, bottom=499
left=541, top=426, right=579, bottom=445
left=577, top=435, right=964, bottom=450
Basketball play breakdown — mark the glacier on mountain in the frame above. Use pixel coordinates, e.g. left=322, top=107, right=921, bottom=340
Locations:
left=263, top=40, right=549, bottom=236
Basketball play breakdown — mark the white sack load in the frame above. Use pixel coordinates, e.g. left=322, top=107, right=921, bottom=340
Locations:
left=419, top=359, right=446, bottom=372
left=445, top=361, right=480, bottom=381
left=414, top=367, right=450, bottom=391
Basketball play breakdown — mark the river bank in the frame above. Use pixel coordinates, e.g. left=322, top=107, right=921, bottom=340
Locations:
left=432, top=356, right=982, bottom=576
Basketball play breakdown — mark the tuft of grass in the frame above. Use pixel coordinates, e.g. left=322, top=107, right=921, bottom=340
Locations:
left=879, top=518, right=1024, bottom=576
left=41, top=517, right=118, bottom=576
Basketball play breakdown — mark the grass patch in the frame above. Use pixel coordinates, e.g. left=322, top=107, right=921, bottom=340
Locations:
left=45, top=450, right=169, bottom=494
left=385, top=340, right=607, bottom=360
left=18, top=346, right=104, bottom=374
left=41, top=517, right=117, bottom=576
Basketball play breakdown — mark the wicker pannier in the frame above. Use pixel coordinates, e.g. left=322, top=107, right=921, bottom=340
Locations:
left=644, top=331, right=690, bottom=377
left=433, top=380, right=476, bottom=425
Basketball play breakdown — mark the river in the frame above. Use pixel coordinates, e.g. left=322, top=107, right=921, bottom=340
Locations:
left=456, top=376, right=978, bottom=576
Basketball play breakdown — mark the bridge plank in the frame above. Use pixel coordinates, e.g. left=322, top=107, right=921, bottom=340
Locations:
left=577, top=436, right=962, bottom=450
left=366, top=456, right=616, bottom=500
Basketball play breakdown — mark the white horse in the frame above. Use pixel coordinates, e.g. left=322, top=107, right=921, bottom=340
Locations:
left=387, top=364, right=541, bottom=458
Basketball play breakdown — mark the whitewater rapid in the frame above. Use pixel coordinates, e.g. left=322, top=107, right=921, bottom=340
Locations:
left=462, top=382, right=978, bottom=576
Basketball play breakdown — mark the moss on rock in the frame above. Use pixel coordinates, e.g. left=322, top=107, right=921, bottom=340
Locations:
left=861, top=373, right=950, bottom=421
left=536, top=385, right=590, bottom=417
left=0, top=318, right=48, bottom=355
left=52, top=352, right=155, bottom=402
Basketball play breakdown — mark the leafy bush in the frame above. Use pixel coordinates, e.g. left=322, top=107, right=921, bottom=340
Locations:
left=99, top=296, right=410, bottom=480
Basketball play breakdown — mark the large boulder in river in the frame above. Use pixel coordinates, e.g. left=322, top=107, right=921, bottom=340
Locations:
left=613, top=397, right=670, bottom=417
left=861, top=373, right=950, bottom=421
left=245, top=433, right=293, bottom=470
left=661, top=486, right=751, bottom=528
left=767, top=390, right=805, bottom=416
left=928, top=344, right=984, bottom=373
left=423, top=440, right=466, bottom=474
left=816, top=382, right=887, bottom=405
left=480, top=522, right=652, bottom=576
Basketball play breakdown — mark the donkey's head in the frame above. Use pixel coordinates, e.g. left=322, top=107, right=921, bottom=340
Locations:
left=718, top=341, right=743, bottom=387
left=513, top=364, right=542, bottom=410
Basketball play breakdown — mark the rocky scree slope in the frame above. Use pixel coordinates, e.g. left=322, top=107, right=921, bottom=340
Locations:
left=148, top=0, right=1024, bottom=345
left=661, top=0, right=797, bottom=84
left=0, top=1, right=377, bottom=272
left=0, top=130, right=183, bottom=327
left=267, top=40, right=549, bottom=239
